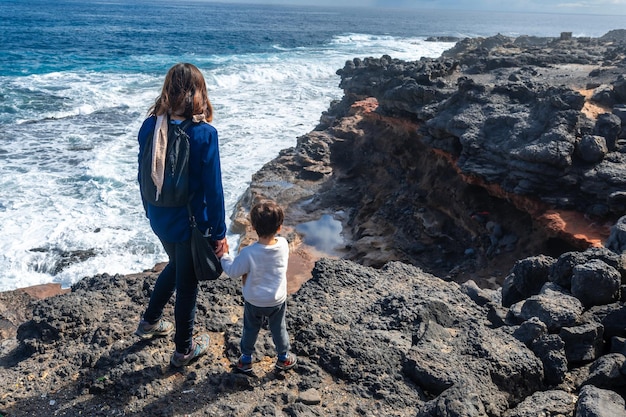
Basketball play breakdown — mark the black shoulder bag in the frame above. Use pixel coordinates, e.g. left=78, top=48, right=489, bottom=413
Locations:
left=187, top=204, right=223, bottom=281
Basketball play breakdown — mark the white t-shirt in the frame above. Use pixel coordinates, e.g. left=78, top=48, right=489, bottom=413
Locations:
left=220, top=236, right=289, bottom=307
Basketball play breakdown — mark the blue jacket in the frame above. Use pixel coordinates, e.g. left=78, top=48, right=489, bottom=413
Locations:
left=137, top=116, right=226, bottom=243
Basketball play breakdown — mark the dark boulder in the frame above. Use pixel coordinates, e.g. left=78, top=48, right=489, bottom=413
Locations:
left=571, top=259, right=621, bottom=307
left=502, top=255, right=555, bottom=307
left=576, top=384, right=626, bottom=417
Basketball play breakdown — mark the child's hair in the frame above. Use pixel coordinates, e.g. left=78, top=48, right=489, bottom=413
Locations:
left=250, top=200, right=284, bottom=238
left=150, top=63, right=213, bottom=122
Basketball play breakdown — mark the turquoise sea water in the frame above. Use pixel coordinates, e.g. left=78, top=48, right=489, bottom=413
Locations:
left=0, top=0, right=623, bottom=290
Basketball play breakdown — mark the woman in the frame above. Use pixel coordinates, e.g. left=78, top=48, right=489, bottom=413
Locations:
left=135, top=63, right=228, bottom=367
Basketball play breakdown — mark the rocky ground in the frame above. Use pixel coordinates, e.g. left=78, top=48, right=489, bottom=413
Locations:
left=3, top=30, right=626, bottom=416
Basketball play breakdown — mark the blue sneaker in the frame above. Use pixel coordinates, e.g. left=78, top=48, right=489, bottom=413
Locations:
left=236, top=355, right=253, bottom=373
left=134, top=319, right=174, bottom=339
left=275, top=352, right=297, bottom=371
left=170, top=334, right=211, bottom=367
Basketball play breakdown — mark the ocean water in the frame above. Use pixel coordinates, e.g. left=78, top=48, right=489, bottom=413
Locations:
left=0, top=0, right=623, bottom=291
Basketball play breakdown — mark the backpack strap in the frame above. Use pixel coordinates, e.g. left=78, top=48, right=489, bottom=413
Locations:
left=174, top=118, right=194, bottom=132
left=178, top=120, right=203, bottom=231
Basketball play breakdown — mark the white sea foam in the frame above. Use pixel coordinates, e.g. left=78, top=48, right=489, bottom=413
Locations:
left=0, top=35, right=453, bottom=291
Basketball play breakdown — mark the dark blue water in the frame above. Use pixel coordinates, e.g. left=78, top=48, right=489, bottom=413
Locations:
left=1, top=0, right=623, bottom=76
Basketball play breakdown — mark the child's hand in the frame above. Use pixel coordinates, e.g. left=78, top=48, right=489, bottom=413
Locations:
left=214, top=238, right=228, bottom=258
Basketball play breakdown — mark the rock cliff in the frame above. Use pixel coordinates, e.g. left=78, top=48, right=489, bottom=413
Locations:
left=3, top=31, right=626, bottom=417
left=237, top=30, right=626, bottom=286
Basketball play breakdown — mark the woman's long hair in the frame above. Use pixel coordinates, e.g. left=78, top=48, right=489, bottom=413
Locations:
left=149, top=63, right=213, bottom=122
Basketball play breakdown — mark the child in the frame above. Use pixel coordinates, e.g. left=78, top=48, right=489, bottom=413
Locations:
left=220, top=199, right=297, bottom=373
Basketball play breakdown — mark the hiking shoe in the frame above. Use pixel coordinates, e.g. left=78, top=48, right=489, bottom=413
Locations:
left=170, top=334, right=210, bottom=367
left=134, top=319, right=174, bottom=339
left=236, top=355, right=253, bottom=374
left=275, top=352, right=297, bottom=371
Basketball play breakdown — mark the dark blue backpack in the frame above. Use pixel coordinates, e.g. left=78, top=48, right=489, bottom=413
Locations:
left=140, top=117, right=194, bottom=207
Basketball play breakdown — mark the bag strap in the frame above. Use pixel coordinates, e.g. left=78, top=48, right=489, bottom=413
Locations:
left=173, top=117, right=194, bottom=228
left=177, top=118, right=194, bottom=132
left=187, top=204, right=212, bottom=237
left=181, top=121, right=213, bottom=238
left=187, top=202, right=197, bottom=228
left=168, top=117, right=194, bottom=139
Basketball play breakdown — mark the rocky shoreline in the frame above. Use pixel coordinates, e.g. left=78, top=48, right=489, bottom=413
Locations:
left=3, top=30, right=626, bottom=416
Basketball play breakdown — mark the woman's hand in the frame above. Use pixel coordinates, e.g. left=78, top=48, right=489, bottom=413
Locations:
left=213, top=238, right=228, bottom=258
